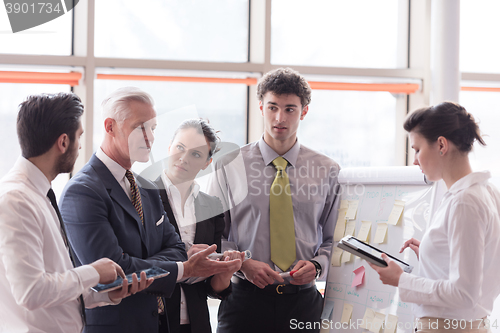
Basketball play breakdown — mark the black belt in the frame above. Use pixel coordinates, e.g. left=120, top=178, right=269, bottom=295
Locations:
left=231, top=276, right=315, bottom=295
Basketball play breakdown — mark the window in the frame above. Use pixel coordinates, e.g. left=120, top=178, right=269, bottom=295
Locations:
left=0, top=82, right=71, bottom=197
left=298, top=90, right=400, bottom=167
left=95, top=0, right=249, bottom=62
left=271, top=0, right=407, bottom=68
left=93, top=78, right=248, bottom=155
left=460, top=0, right=500, bottom=73
left=459, top=91, right=500, bottom=187
left=0, top=6, right=72, bottom=55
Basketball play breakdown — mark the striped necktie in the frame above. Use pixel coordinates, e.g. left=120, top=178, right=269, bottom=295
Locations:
left=125, top=170, right=144, bottom=225
left=124, top=171, right=165, bottom=314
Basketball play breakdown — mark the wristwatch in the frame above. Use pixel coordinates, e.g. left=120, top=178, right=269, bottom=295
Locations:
left=309, top=260, right=322, bottom=278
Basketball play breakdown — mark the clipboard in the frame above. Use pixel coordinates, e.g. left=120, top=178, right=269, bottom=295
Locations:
left=338, top=236, right=413, bottom=273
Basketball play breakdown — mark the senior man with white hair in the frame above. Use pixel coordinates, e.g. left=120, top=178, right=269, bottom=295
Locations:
left=60, top=87, right=242, bottom=333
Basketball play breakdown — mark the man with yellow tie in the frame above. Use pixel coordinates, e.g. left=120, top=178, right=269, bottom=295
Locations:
left=208, top=67, right=341, bottom=333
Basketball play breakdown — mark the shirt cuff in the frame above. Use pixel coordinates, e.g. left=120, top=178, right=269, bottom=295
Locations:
left=97, top=291, right=121, bottom=305
left=397, top=272, right=412, bottom=302
left=176, top=262, right=184, bottom=281
left=75, top=265, right=100, bottom=289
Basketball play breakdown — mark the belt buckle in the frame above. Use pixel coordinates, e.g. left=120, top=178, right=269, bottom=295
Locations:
left=276, top=284, right=286, bottom=294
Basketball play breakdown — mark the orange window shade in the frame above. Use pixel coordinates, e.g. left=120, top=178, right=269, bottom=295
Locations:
left=96, top=74, right=420, bottom=94
left=96, top=74, right=258, bottom=85
left=308, top=81, right=420, bottom=94
left=0, top=71, right=82, bottom=86
left=461, top=86, right=500, bottom=92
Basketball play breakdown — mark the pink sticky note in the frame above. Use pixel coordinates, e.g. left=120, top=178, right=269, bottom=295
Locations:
left=352, top=266, right=365, bottom=288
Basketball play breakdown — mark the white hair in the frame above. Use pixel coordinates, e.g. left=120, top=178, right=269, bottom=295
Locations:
left=101, top=87, right=155, bottom=122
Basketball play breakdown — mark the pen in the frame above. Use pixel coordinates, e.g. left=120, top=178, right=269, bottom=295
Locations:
left=278, top=270, right=298, bottom=278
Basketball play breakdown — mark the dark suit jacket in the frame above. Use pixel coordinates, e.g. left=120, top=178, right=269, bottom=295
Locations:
left=155, top=177, right=225, bottom=333
left=60, top=154, right=188, bottom=333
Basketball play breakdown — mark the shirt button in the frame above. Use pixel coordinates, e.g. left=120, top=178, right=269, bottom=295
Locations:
left=152, top=311, right=158, bottom=317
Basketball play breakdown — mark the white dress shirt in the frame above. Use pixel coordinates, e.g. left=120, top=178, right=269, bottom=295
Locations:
left=0, top=157, right=113, bottom=333
left=161, top=172, right=200, bottom=325
left=399, top=171, right=500, bottom=320
left=95, top=148, right=185, bottom=280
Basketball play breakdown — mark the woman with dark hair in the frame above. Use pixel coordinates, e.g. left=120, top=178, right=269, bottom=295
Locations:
left=370, top=102, right=500, bottom=332
left=155, top=119, right=241, bottom=333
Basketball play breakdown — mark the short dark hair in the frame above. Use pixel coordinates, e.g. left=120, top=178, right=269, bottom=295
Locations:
left=257, top=67, right=312, bottom=107
left=17, top=93, right=84, bottom=158
left=403, top=101, right=485, bottom=153
left=172, top=119, right=221, bottom=158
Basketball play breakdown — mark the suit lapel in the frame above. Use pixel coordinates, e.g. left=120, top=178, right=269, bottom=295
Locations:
left=155, top=177, right=180, bottom=236
left=193, top=195, right=211, bottom=244
left=90, top=155, right=146, bottom=242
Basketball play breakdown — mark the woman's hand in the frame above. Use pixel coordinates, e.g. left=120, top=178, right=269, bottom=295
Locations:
left=368, top=254, right=404, bottom=287
left=400, top=238, right=420, bottom=260
left=210, top=250, right=245, bottom=293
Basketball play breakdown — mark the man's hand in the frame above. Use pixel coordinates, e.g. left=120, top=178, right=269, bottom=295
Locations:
left=108, top=271, right=154, bottom=302
left=289, top=260, right=316, bottom=285
left=400, top=238, right=420, bottom=260
left=182, top=244, right=242, bottom=279
left=210, top=250, right=245, bottom=293
left=187, top=244, right=209, bottom=259
left=368, top=254, right=403, bottom=287
left=90, top=258, right=126, bottom=284
left=240, top=259, right=284, bottom=289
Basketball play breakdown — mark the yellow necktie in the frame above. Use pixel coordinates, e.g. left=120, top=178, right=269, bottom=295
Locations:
left=270, top=157, right=296, bottom=271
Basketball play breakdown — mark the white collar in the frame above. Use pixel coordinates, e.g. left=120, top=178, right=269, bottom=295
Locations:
left=96, top=148, right=128, bottom=183
left=448, top=171, right=491, bottom=195
left=15, top=156, right=51, bottom=197
left=161, top=170, right=200, bottom=199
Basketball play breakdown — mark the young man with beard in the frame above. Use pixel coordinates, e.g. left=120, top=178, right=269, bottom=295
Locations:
left=0, top=93, right=151, bottom=333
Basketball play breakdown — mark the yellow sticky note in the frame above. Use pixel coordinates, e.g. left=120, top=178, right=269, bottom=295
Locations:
left=340, top=200, right=349, bottom=210
left=340, top=303, right=354, bottom=324
left=346, top=200, right=359, bottom=220
left=331, top=247, right=343, bottom=267
left=341, top=250, right=352, bottom=263
left=333, top=209, right=347, bottom=241
left=373, top=223, right=388, bottom=244
left=370, top=312, right=386, bottom=333
left=360, top=308, right=375, bottom=330
left=388, top=200, right=405, bottom=225
left=344, top=221, right=356, bottom=236
left=357, top=220, right=372, bottom=242
left=384, top=314, right=398, bottom=333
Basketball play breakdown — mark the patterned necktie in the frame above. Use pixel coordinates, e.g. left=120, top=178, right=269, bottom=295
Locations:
left=124, top=171, right=165, bottom=313
left=125, top=170, right=144, bottom=225
left=47, top=188, right=86, bottom=326
left=269, top=157, right=296, bottom=271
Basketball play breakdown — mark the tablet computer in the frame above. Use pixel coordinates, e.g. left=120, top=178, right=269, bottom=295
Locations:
left=338, top=236, right=413, bottom=273
left=91, top=266, right=170, bottom=293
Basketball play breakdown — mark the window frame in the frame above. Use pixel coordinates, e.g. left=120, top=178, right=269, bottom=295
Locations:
left=0, top=0, right=424, bottom=172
